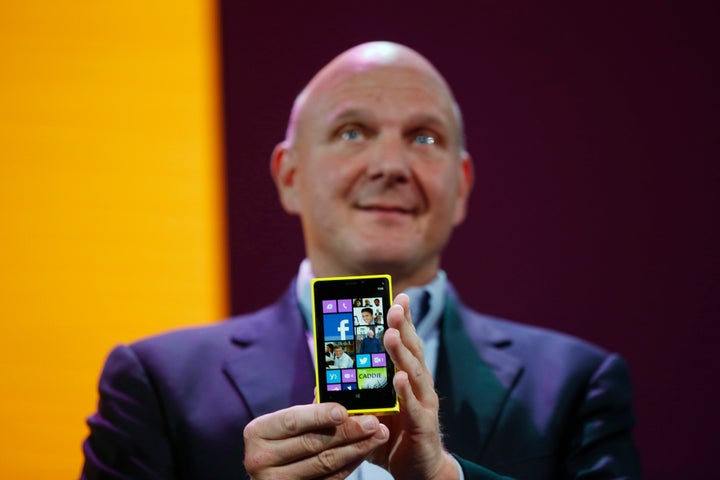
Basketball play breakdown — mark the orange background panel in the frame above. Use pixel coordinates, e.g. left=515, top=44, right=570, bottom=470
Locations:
left=0, top=1, right=227, bottom=477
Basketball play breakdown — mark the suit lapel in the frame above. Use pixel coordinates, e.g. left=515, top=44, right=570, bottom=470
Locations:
left=436, top=290, right=524, bottom=461
left=223, top=287, right=316, bottom=418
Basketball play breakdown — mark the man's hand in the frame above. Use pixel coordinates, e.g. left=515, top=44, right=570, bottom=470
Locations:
left=243, top=402, right=389, bottom=479
left=378, top=293, right=459, bottom=480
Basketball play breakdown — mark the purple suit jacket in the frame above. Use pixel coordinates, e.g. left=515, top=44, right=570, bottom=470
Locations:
left=82, top=284, right=640, bottom=479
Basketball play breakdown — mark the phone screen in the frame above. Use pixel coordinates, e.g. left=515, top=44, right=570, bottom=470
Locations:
left=311, top=275, right=399, bottom=415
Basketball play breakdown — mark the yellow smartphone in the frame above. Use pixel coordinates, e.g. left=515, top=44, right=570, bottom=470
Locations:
left=311, top=274, right=399, bottom=415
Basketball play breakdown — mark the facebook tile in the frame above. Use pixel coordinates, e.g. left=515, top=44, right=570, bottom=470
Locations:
left=326, top=370, right=341, bottom=384
left=327, top=384, right=342, bottom=391
left=323, top=313, right=354, bottom=342
left=341, top=369, right=357, bottom=383
left=356, top=354, right=371, bottom=368
left=371, top=353, right=387, bottom=367
left=322, top=300, right=337, bottom=314
left=337, top=299, right=352, bottom=313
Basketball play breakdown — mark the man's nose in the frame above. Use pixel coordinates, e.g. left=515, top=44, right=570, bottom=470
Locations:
left=366, top=133, right=410, bottom=182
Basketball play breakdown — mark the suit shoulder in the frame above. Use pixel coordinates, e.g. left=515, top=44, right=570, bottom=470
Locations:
left=127, top=297, right=292, bottom=365
left=461, top=307, right=611, bottom=368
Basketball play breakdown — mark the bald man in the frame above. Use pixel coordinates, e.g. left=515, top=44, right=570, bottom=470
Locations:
left=83, top=42, right=640, bottom=479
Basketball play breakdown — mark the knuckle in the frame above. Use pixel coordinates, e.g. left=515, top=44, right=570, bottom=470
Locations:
left=242, top=421, right=256, bottom=441
left=314, top=404, right=325, bottom=425
left=299, top=431, right=322, bottom=453
left=335, top=423, right=352, bottom=443
left=244, top=449, right=270, bottom=472
left=426, top=367, right=435, bottom=387
left=283, top=409, right=298, bottom=432
left=316, top=448, right=337, bottom=474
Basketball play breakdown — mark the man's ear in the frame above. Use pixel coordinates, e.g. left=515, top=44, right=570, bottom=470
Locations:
left=452, top=152, right=475, bottom=226
left=270, top=141, right=301, bottom=215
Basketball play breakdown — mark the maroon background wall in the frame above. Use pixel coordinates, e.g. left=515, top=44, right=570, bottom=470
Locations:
left=220, top=2, right=718, bottom=477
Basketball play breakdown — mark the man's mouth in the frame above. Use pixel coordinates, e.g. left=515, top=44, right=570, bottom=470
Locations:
left=356, top=204, right=416, bottom=215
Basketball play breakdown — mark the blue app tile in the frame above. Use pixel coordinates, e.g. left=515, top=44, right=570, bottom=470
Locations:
left=356, top=354, right=371, bottom=368
left=326, top=370, right=341, bottom=384
left=323, top=313, right=354, bottom=342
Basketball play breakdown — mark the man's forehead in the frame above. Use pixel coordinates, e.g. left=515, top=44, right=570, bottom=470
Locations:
left=306, top=56, right=451, bottom=111
left=301, top=66, right=457, bottom=135
left=287, top=42, right=464, bottom=146
left=348, top=41, right=407, bottom=64
left=316, top=42, right=438, bottom=85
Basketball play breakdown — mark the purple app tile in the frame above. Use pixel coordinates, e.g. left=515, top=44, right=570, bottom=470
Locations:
left=337, top=299, right=352, bottom=313
left=371, top=353, right=387, bottom=367
left=327, top=384, right=342, bottom=391
left=322, top=300, right=337, bottom=313
left=341, top=369, right=357, bottom=383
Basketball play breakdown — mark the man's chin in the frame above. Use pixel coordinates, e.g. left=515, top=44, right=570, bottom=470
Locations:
left=350, top=247, right=420, bottom=275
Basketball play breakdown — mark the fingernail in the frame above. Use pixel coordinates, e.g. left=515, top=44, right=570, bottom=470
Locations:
left=360, top=415, right=378, bottom=431
left=330, top=407, right=343, bottom=423
left=373, top=426, right=387, bottom=440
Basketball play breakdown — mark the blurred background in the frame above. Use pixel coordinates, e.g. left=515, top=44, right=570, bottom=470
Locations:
left=0, top=1, right=227, bottom=477
left=1, top=1, right=717, bottom=478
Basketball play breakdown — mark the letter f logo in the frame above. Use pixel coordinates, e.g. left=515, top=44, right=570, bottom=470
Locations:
left=338, top=319, right=350, bottom=340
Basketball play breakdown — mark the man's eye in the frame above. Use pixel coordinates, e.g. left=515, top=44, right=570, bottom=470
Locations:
left=414, top=134, right=436, bottom=145
left=340, top=128, right=364, bottom=141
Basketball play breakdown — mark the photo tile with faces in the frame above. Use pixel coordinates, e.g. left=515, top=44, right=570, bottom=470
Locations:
left=353, top=297, right=384, bottom=326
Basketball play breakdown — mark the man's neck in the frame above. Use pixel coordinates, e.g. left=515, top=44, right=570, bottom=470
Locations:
left=306, top=255, right=440, bottom=294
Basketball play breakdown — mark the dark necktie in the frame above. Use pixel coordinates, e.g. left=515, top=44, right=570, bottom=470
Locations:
left=410, top=289, right=431, bottom=328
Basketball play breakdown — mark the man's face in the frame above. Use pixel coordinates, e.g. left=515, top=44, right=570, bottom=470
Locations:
left=274, top=56, right=473, bottom=284
left=362, top=310, right=373, bottom=323
left=367, top=329, right=375, bottom=338
left=334, top=347, right=343, bottom=358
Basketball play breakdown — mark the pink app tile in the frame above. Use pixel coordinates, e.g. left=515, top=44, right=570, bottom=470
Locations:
left=371, top=353, right=387, bottom=367
left=322, top=300, right=337, bottom=313
left=341, top=369, right=357, bottom=383
left=337, top=299, right=352, bottom=313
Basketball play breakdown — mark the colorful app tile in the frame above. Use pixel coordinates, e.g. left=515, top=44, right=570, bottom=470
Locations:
left=323, top=313, right=354, bottom=342
left=341, top=369, right=357, bottom=383
left=342, top=383, right=358, bottom=391
left=355, top=354, right=371, bottom=368
left=371, top=353, right=387, bottom=367
left=337, top=299, right=352, bottom=313
left=326, top=370, right=341, bottom=384
left=322, top=300, right=337, bottom=313
left=327, top=384, right=341, bottom=391
left=357, top=367, right=388, bottom=389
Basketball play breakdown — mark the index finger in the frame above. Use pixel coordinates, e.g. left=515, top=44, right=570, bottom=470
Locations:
left=387, top=295, right=425, bottom=361
left=250, top=403, right=347, bottom=441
